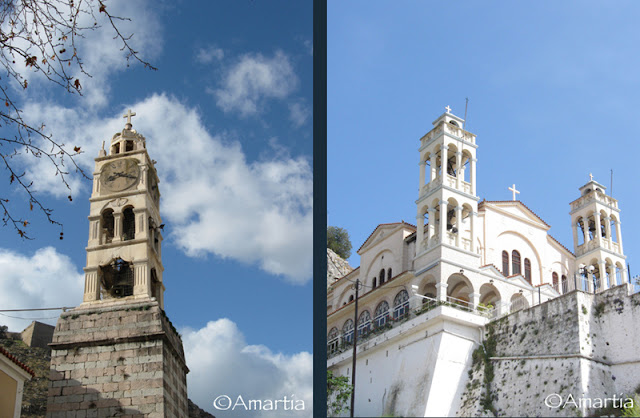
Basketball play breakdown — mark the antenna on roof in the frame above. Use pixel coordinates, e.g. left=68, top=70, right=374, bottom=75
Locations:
left=463, top=97, right=469, bottom=130
left=610, top=169, right=613, bottom=198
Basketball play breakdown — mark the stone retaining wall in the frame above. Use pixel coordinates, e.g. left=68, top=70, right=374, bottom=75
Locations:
left=46, top=300, right=188, bottom=417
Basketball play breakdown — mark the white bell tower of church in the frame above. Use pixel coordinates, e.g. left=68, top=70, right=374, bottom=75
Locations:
left=82, top=109, right=165, bottom=306
left=569, top=175, right=628, bottom=291
left=415, top=106, right=480, bottom=260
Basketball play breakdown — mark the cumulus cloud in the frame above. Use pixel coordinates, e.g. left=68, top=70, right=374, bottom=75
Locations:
left=212, top=51, right=298, bottom=117
left=288, top=101, right=311, bottom=128
left=196, top=45, right=225, bottom=64
left=0, top=247, right=84, bottom=332
left=20, top=94, right=313, bottom=283
left=182, top=319, right=312, bottom=417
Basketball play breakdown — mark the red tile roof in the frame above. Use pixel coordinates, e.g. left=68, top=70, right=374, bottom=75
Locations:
left=331, top=266, right=360, bottom=286
left=479, top=264, right=505, bottom=275
left=0, top=346, right=35, bottom=378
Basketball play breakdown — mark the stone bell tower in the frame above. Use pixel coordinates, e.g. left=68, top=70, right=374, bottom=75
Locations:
left=47, top=111, right=188, bottom=417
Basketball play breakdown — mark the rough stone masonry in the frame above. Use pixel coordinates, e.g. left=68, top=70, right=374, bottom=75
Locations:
left=46, top=300, right=188, bottom=417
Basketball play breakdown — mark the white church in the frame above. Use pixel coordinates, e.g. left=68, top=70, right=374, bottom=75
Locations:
left=326, top=107, right=631, bottom=417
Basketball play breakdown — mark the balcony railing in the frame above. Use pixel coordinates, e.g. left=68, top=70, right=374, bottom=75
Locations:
left=327, top=295, right=495, bottom=360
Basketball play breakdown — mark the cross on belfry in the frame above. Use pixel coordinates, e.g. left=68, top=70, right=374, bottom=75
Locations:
left=445, top=105, right=452, bottom=113
left=123, top=109, right=136, bottom=125
left=589, top=173, right=593, bottom=181
left=509, top=184, right=520, bottom=201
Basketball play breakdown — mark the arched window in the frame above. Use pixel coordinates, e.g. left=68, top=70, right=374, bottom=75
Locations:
left=101, top=209, right=115, bottom=244
left=502, top=251, right=509, bottom=276
left=552, top=272, right=559, bottom=291
left=393, top=290, right=410, bottom=320
left=561, top=275, right=567, bottom=293
left=348, top=295, right=354, bottom=302
left=100, top=258, right=133, bottom=298
left=342, top=320, right=354, bottom=344
left=125, top=140, right=134, bottom=152
left=380, top=269, right=385, bottom=283
left=387, top=268, right=392, bottom=280
left=327, top=327, right=339, bottom=355
left=374, top=301, right=390, bottom=328
left=357, top=311, right=371, bottom=337
left=372, top=277, right=377, bottom=289
left=122, top=207, right=136, bottom=241
left=512, top=250, right=521, bottom=275
left=524, top=258, right=531, bottom=283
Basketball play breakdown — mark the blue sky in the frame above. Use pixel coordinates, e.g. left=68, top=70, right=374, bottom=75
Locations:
left=328, top=1, right=640, bottom=285
left=0, top=1, right=312, bottom=416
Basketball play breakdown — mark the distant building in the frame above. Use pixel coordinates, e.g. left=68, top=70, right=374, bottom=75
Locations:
left=20, top=321, right=54, bottom=350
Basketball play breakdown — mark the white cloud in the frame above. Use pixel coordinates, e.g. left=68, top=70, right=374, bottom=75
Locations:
left=196, top=45, right=225, bottom=64
left=182, top=319, right=312, bottom=417
left=20, top=94, right=313, bottom=283
left=2, top=0, right=162, bottom=109
left=212, top=51, right=298, bottom=117
left=288, top=101, right=311, bottom=128
left=0, top=247, right=84, bottom=332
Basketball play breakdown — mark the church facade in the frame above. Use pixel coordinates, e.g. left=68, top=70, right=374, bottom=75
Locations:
left=327, top=108, right=632, bottom=417
left=47, top=112, right=188, bottom=417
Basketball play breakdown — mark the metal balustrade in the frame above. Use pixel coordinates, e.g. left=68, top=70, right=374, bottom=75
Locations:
left=327, top=294, right=497, bottom=359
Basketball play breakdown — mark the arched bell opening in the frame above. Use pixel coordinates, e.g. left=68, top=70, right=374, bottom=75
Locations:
left=100, top=258, right=134, bottom=299
left=101, top=209, right=115, bottom=244
left=122, top=206, right=136, bottom=241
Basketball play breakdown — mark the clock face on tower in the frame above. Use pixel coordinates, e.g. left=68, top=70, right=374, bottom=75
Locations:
left=100, top=158, right=140, bottom=192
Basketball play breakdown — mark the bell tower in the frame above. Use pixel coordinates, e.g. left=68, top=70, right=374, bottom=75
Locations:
left=415, top=106, right=480, bottom=259
left=569, top=175, right=628, bottom=291
left=83, top=109, right=165, bottom=307
left=47, top=111, right=188, bottom=417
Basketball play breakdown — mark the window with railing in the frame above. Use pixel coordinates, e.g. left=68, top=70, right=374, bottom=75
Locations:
left=374, top=301, right=390, bottom=327
left=552, top=272, right=559, bottom=292
left=357, top=311, right=371, bottom=337
left=327, top=327, right=339, bottom=355
left=393, top=290, right=410, bottom=320
left=342, top=319, right=354, bottom=345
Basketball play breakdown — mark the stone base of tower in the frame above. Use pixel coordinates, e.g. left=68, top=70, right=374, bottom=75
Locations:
left=46, top=299, right=188, bottom=417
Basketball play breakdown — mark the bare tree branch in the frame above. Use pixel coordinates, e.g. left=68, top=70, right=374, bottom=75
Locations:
left=0, top=0, right=155, bottom=239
